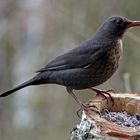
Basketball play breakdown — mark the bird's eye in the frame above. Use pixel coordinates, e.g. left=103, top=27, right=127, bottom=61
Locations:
left=116, top=19, right=124, bottom=25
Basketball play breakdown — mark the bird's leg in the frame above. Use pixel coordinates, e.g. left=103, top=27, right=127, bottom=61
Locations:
left=66, top=87, right=82, bottom=107
left=66, top=87, right=100, bottom=117
left=89, top=87, right=114, bottom=105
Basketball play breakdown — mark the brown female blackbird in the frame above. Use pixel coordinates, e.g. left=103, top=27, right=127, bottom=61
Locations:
left=1, top=16, right=140, bottom=112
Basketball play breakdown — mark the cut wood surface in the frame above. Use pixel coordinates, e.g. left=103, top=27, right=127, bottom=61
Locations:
left=71, top=93, right=140, bottom=140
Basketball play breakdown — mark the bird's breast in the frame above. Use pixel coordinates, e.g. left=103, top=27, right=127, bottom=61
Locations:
left=115, top=39, right=123, bottom=60
left=92, top=39, right=123, bottom=86
left=107, top=39, right=123, bottom=62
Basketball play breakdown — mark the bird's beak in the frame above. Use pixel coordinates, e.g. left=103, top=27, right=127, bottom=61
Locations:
left=127, top=20, right=140, bottom=28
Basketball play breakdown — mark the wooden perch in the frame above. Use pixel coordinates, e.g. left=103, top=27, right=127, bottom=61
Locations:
left=71, top=93, right=140, bottom=140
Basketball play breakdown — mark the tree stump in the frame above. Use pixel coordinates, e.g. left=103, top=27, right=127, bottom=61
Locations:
left=71, top=93, right=140, bottom=140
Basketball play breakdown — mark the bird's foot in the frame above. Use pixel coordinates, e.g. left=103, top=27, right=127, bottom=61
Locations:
left=89, top=87, right=115, bottom=105
left=66, top=87, right=101, bottom=118
left=76, top=102, right=101, bottom=118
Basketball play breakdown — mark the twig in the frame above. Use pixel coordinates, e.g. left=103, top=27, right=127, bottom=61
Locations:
left=126, top=31, right=140, bottom=45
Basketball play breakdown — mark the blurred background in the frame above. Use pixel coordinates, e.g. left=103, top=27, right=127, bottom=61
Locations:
left=0, top=0, right=140, bottom=139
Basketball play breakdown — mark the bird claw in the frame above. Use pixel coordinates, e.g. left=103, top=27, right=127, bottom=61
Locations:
left=99, top=90, right=114, bottom=106
left=76, top=103, right=101, bottom=118
left=90, top=88, right=115, bottom=106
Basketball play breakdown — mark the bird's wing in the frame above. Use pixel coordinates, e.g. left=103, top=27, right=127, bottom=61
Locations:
left=36, top=41, right=103, bottom=72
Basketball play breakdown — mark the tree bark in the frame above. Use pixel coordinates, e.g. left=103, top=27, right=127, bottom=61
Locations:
left=71, top=93, right=140, bottom=140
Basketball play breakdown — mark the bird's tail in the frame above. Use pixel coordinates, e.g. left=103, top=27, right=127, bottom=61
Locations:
left=0, top=78, right=35, bottom=97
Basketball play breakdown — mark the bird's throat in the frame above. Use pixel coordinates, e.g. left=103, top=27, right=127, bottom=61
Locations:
left=117, top=39, right=123, bottom=60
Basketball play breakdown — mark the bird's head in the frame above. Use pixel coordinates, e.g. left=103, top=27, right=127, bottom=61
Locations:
left=100, top=16, right=140, bottom=38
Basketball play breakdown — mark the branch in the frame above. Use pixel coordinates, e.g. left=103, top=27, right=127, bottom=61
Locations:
left=126, top=31, right=140, bottom=45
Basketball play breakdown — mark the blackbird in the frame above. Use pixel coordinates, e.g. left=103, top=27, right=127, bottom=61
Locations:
left=1, top=16, right=140, bottom=112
